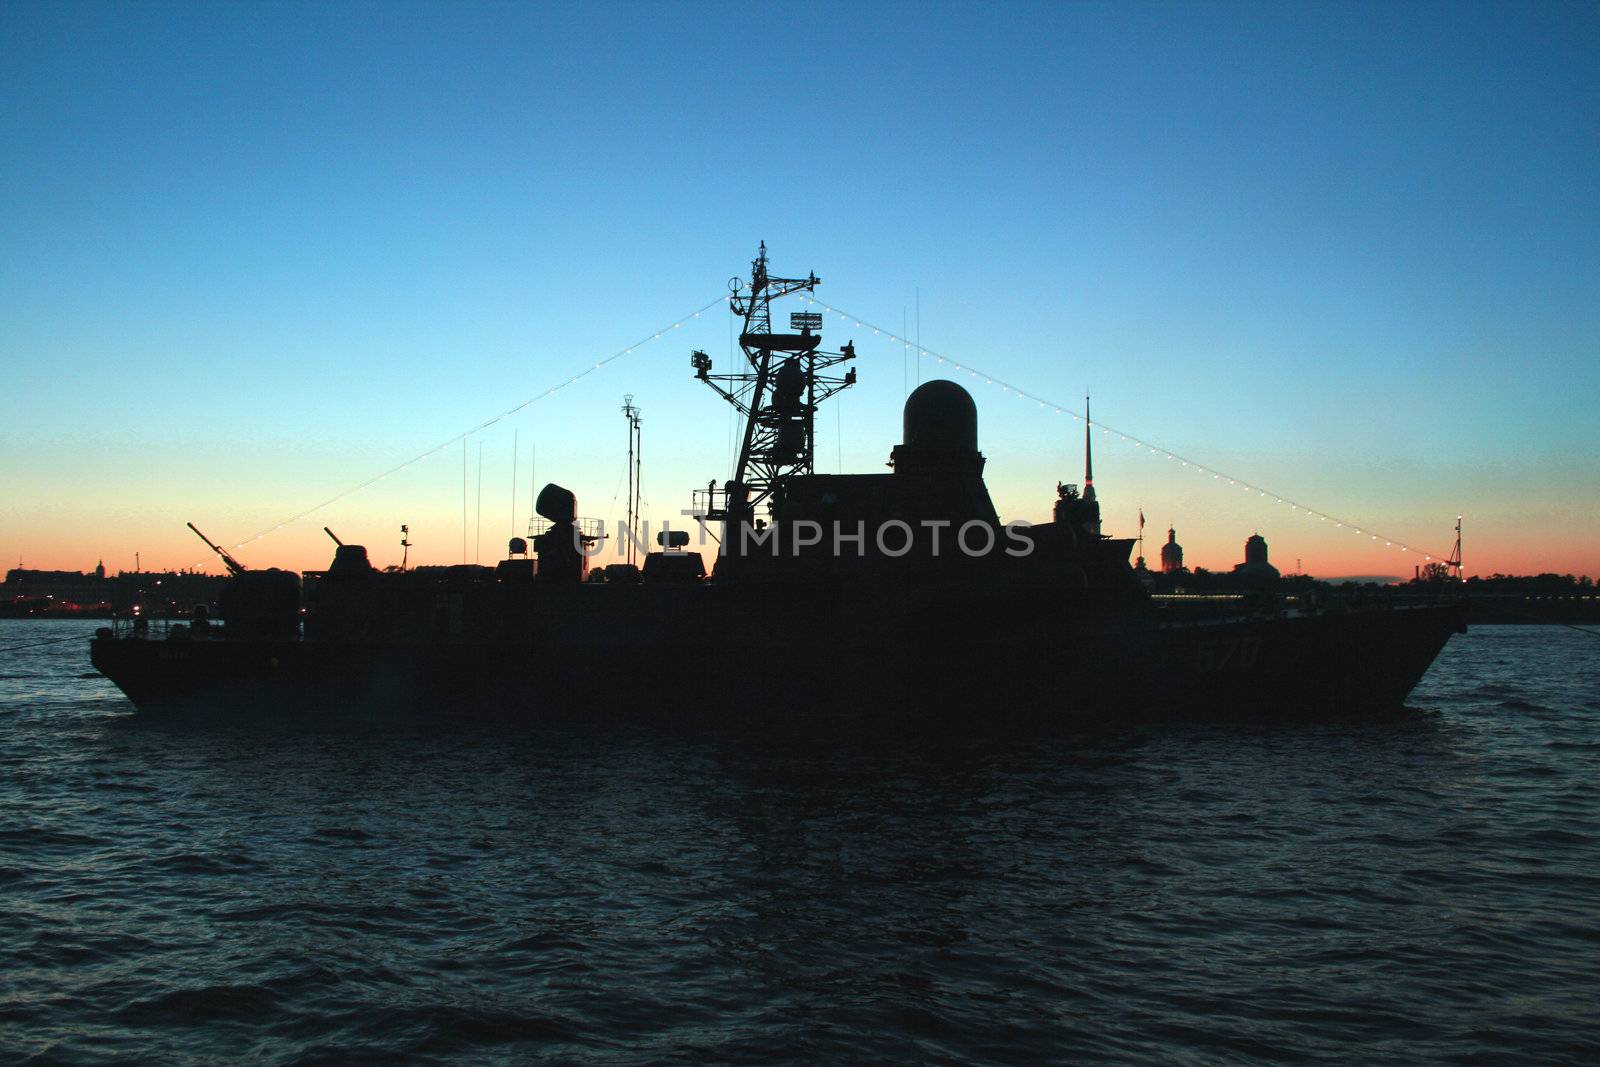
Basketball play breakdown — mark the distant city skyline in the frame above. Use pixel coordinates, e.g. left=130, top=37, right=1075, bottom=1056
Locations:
left=3, top=2, right=1596, bottom=578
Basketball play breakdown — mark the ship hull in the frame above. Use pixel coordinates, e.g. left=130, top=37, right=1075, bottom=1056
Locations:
left=89, top=598, right=1467, bottom=722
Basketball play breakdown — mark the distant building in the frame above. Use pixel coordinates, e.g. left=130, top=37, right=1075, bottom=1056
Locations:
left=2, top=565, right=226, bottom=616
left=1233, top=532, right=1281, bottom=581
left=1160, top=527, right=1184, bottom=573
left=3, top=566, right=111, bottom=608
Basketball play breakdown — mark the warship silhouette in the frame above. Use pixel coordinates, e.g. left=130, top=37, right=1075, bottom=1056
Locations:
left=91, top=245, right=1466, bottom=719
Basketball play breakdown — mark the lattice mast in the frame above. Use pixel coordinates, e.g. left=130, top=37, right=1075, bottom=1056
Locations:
left=690, top=242, right=856, bottom=521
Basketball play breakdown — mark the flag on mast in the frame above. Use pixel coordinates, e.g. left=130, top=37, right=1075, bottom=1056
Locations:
left=1139, top=509, right=1145, bottom=530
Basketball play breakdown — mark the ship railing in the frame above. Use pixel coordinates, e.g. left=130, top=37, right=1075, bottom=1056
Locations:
left=691, top=486, right=730, bottom=520
left=109, top=613, right=176, bottom=640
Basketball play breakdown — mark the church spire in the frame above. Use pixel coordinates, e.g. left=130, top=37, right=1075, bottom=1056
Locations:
left=1079, top=396, right=1102, bottom=537
left=1082, top=395, right=1095, bottom=503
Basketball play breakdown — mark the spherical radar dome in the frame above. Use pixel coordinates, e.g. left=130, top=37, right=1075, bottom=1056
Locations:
left=902, top=379, right=978, bottom=452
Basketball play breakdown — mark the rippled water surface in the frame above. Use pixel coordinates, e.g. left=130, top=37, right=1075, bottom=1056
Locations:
left=2, top=620, right=1598, bottom=1064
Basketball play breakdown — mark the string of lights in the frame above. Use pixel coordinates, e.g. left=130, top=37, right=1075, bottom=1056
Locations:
left=805, top=296, right=1448, bottom=564
left=201, top=286, right=1444, bottom=569
left=223, top=295, right=730, bottom=554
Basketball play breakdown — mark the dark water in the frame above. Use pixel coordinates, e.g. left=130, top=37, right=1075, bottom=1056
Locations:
left=2, top=621, right=1597, bottom=1065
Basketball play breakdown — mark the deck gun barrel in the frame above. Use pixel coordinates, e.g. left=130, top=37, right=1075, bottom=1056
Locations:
left=186, top=522, right=247, bottom=577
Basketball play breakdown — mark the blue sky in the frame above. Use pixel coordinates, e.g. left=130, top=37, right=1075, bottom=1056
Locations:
left=3, top=1, right=1596, bottom=576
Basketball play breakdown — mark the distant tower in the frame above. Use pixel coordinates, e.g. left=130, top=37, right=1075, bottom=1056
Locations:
left=1161, top=527, right=1184, bottom=573
left=94, top=560, right=105, bottom=580
left=1081, top=396, right=1101, bottom=536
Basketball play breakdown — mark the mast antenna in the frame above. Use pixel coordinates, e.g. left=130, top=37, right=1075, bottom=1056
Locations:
left=1446, top=515, right=1464, bottom=581
left=622, top=395, right=642, bottom=565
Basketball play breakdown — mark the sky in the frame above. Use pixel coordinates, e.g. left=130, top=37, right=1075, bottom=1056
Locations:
left=3, top=1, right=1597, bottom=580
